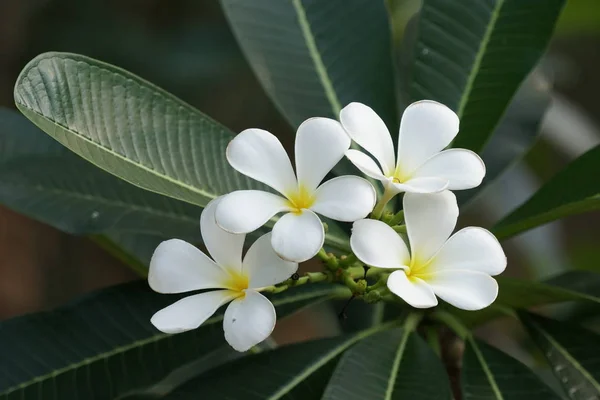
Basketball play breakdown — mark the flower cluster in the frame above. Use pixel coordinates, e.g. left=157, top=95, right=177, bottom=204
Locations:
left=149, top=100, right=506, bottom=351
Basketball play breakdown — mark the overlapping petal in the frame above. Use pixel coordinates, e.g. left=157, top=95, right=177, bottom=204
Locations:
left=340, top=102, right=395, bottom=175
left=391, top=177, right=448, bottom=194
left=295, top=118, right=350, bottom=192
left=148, top=239, right=230, bottom=294
left=215, top=190, right=291, bottom=234
left=223, top=290, right=276, bottom=352
left=151, top=290, right=238, bottom=334
left=344, top=149, right=387, bottom=181
left=350, top=219, right=410, bottom=269
left=404, top=191, right=458, bottom=264
left=200, top=197, right=245, bottom=272
left=226, top=128, right=297, bottom=194
left=311, top=176, right=376, bottom=221
left=425, top=270, right=499, bottom=311
left=411, top=149, right=485, bottom=190
left=271, top=209, right=324, bottom=262
left=397, top=101, right=459, bottom=175
left=429, top=227, right=506, bottom=276
left=243, top=233, right=298, bottom=288
left=387, top=270, right=438, bottom=308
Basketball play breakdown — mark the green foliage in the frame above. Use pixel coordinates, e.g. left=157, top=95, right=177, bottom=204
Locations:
left=520, top=312, right=600, bottom=399
left=408, top=0, right=564, bottom=153
left=220, top=0, right=397, bottom=130
left=462, top=337, right=560, bottom=399
left=0, top=283, right=342, bottom=399
left=493, top=144, right=600, bottom=240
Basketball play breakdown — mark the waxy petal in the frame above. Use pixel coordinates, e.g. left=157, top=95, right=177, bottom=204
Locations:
left=387, top=270, right=438, bottom=308
left=391, top=177, right=448, bottom=194
left=429, top=227, right=506, bottom=276
left=425, top=270, right=499, bottom=311
left=350, top=219, right=410, bottom=269
left=224, top=290, right=276, bottom=352
left=226, top=128, right=297, bottom=195
left=311, top=176, right=376, bottom=222
left=411, top=149, right=485, bottom=190
left=295, top=118, right=350, bottom=192
left=397, top=101, right=459, bottom=175
left=215, top=190, right=290, bottom=234
left=345, top=149, right=387, bottom=181
left=200, top=197, right=245, bottom=273
left=271, top=209, right=324, bottom=262
left=404, top=191, right=458, bottom=263
left=151, top=290, right=237, bottom=334
left=148, top=239, right=231, bottom=293
left=340, top=102, right=395, bottom=175
left=243, top=233, right=298, bottom=289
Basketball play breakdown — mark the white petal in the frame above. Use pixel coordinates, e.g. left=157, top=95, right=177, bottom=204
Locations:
left=412, top=149, right=485, bottom=190
left=151, top=290, right=237, bottom=334
left=429, top=227, right=506, bottom=276
left=340, top=102, right=395, bottom=175
left=350, top=219, right=410, bottom=269
left=397, top=101, right=459, bottom=175
left=271, top=210, right=324, bottom=262
left=295, top=118, right=350, bottom=192
left=243, top=233, right=298, bottom=288
left=345, top=149, right=387, bottom=181
left=387, top=270, right=438, bottom=308
left=424, top=270, right=498, bottom=311
left=226, top=128, right=297, bottom=194
left=200, top=197, right=245, bottom=272
left=391, top=177, right=449, bottom=194
left=148, top=239, right=230, bottom=293
left=215, top=190, right=290, bottom=234
left=404, top=191, right=458, bottom=263
left=223, top=290, right=276, bottom=352
left=311, top=176, right=376, bottom=222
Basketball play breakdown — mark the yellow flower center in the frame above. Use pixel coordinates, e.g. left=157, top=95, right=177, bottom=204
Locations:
left=223, top=268, right=250, bottom=293
left=403, top=256, right=432, bottom=280
left=285, top=185, right=316, bottom=214
left=392, top=165, right=412, bottom=184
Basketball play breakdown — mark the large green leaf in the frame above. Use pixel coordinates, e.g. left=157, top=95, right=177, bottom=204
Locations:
left=493, top=144, right=600, bottom=240
left=11, top=58, right=350, bottom=252
left=520, top=312, right=600, bottom=399
left=457, top=73, right=550, bottom=207
left=461, top=337, right=560, bottom=399
left=452, top=273, right=600, bottom=326
left=408, top=0, right=564, bottom=153
left=322, top=326, right=452, bottom=399
left=163, top=324, right=392, bottom=399
left=0, top=282, right=343, bottom=399
left=14, top=52, right=262, bottom=210
left=220, top=0, right=397, bottom=130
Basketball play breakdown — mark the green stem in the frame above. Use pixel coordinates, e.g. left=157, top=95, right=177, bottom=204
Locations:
left=388, top=210, right=404, bottom=226
left=262, top=271, right=330, bottom=294
left=371, top=184, right=397, bottom=219
left=392, top=225, right=406, bottom=233
left=425, top=326, right=441, bottom=357
left=430, top=310, right=470, bottom=339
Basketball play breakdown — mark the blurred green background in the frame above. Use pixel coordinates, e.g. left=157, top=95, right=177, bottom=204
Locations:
left=0, top=0, right=598, bottom=344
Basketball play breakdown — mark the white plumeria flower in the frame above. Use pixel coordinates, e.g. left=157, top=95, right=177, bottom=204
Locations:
left=341, top=101, right=485, bottom=209
left=148, top=197, right=297, bottom=352
left=215, top=118, right=376, bottom=263
left=350, top=191, right=506, bottom=310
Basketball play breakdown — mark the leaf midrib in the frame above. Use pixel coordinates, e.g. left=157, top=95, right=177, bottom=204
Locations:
left=469, top=337, right=505, bottom=400
left=532, top=320, right=600, bottom=392
left=0, top=287, right=342, bottom=396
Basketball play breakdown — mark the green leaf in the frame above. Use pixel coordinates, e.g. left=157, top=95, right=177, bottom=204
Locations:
left=493, top=144, right=600, bottom=240
left=220, top=0, right=397, bottom=129
left=14, top=52, right=262, bottom=210
left=163, top=324, right=392, bottom=399
left=408, top=0, right=564, bottom=153
left=322, top=326, right=452, bottom=399
left=457, top=73, right=550, bottom=207
left=11, top=61, right=350, bottom=252
left=452, top=273, right=600, bottom=327
left=0, top=281, right=342, bottom=399
left=462, top=337, right=560, bottom=399
left=92, top=232, right=164, bottom=276
left=520, top=312, right=600, bottom=399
